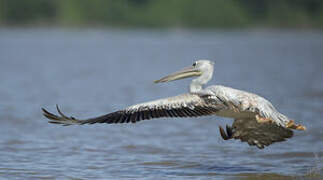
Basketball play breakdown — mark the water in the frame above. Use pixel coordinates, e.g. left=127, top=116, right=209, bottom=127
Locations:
left=0, top=28, right=322, bottom=179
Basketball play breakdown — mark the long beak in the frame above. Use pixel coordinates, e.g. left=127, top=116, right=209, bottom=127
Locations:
left=154, top=66, right=202, bottom=83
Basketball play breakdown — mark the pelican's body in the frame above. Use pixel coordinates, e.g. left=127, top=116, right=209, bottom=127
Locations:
left=43, top=60, right=305, bottom=149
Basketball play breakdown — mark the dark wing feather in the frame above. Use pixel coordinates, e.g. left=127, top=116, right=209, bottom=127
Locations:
left=42, top=93, right=226, bottom=126
left=231, top=118, right=293, bottom=149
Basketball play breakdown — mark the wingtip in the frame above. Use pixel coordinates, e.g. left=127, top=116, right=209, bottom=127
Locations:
left=55, top=104, right=61, bottom=114
left=41, top=107, right=51, bottom=116
left=56, top=104, right=68, bottom=118
left=41, top=107, right=47, bottom=113
left=41, top=105, right=83, bottom=126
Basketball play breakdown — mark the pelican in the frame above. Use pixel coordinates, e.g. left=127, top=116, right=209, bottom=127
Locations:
left=42, top=60, right=306, bottom=149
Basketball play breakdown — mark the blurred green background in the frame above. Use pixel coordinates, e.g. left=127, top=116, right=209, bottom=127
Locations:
left=0, top=0, right=322, bottom=28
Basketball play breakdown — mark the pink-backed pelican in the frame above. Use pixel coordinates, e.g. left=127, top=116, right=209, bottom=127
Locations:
left=42, top=60, right=306, bottom=149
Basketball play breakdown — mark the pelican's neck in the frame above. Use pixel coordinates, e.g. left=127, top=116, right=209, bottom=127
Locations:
left=189, top=68, right=213, bottom=93
left=190, top=79, right=203, bottom=93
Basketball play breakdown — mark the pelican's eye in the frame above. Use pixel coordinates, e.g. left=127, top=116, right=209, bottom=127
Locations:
left=192, top=62, right=197, bottom=67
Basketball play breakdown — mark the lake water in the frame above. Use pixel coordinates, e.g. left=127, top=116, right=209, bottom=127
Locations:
left=0, top=28, right=322, bottom=179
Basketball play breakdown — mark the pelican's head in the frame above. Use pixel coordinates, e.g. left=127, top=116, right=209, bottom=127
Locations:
left=154, top=59, right=214, bottom=92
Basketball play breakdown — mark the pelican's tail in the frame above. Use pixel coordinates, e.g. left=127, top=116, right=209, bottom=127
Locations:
left=42, top=105, right=82, bottom=126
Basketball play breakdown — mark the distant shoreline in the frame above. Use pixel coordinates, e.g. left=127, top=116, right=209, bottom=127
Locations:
left=1, top=0, right=322, bottom=29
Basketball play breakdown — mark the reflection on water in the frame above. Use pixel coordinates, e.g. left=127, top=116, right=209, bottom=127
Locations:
left=0, top=28, right=323, bottom=179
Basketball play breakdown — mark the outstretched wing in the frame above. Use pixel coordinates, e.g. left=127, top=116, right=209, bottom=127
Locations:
left=42, top=93, right=226, bottom=126
left=219, top=118, right=294, bottom=149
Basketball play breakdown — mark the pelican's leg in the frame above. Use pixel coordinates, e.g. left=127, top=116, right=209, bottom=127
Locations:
left=286, top=120, right=306, bottom=131
left=219, top=125, right=234, bottom=140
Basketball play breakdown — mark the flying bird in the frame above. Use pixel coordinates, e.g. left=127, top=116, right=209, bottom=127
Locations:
left=42, top=60, right=306, bottom=149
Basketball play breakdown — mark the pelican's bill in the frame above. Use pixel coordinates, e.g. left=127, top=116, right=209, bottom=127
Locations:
left=154, top=66, right=202, bottom=83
